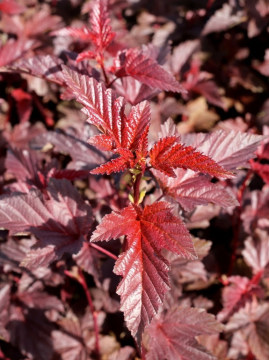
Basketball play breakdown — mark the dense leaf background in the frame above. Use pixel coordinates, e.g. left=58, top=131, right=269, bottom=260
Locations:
left=0, top=0, right=269, bottom=359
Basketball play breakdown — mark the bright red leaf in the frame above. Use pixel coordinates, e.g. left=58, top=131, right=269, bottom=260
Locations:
left=113, top=47, right=186, bottom=93
left=149, top=136, right=233, bottom=178
left=89, top=0, right=115, bottom=55
left=91, top=201, right=196, bottom=343
left=62, top=67, right=150, bottom=174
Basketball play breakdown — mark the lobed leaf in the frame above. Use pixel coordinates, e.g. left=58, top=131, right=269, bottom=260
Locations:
left=62, top=67, right=151, bottom=174
left=89, top=0, right=115, bottom=52
left=144, top=306, right=223, bottom=360
left=181, top=130, right=264, bottom=170
left=0, top=179, right=93, bottom=269
left=153, top=168, right=238, bottom=211
left=149, top=136, right=233, bottom=179
left=114, top=48, right=186, bottom=93
left=91, top=202, right=196, bottom=342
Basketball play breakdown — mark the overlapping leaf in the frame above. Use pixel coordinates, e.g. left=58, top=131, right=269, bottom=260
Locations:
left=113, top=47, right=186, bottom=93
left=91, top=201, right=196, bottom=342
left=181, top=130, right=264, bottom=170
left=0, top=38, right=37, bottom=67
left=242, top=229, right=269, bottom=276
left=89, top=0, right=115, bottom=53
left=153, top=168, right=238, bottom=211
left=149, top=136, right=233, bottom=178
left=144, top=306, right=223, bottom=360
left=226, top=300, right=269, bottom=360
left=53, top=0, right=115, bottom=62
left=62, top=67, right=151, bottom=174
left=0, top=179, right=93, bottom=269
left=218, top=275, right=264, bottom=322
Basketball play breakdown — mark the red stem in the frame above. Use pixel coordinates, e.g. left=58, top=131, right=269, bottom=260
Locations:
left=228, top=170, right=253, bottom=275
left=133, top=172, right=142, bottom=205
left=100, top=62, right=109, bottom=86
left=90, top=243, right=118, bottom=261
left=65, top=269, right=100, bottom=359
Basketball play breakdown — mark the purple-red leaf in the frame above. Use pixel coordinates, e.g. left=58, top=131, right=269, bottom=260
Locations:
left=218, top=275, right=264, bottom=322
left=144, top=306, right=223, bottom=360
left=0, top=179, right=93, bottom=269
left=0, top=38, right=37, bottom=67
left=91, top=202, right=196, bottom=342
left=226, top=300, right=269, bottom=360
left=153, top=168, right=238, bottom=211
left=242, top=229, right=269, bottom=276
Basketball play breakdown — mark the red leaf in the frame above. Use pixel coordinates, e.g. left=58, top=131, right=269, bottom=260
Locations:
left=62, top=67, right=120, bottom=133
left=242, top=229, right=269, bottom=276
left=218, top=275, right=264, bottom=322
left=89, top=0, right=115, bottom=53
left=11, top=88, right=32, bottom=123
left=51, top=25, right=92, bottom=41
left=226, top=300, right=269, bottom=360
left=62, top=68, right=151, bottom=174
left=114, top=48, right=186, bottom=93
left=10, top=55, right=66, bottom=85
left=149, top=136, right=233, bottom=179
left=90, top=156, right=129, bottom=175
left=0, top=179, right=93, bottom=269
left=144, top=306, right=223, bottom=360
left=153, top=168, right=238, bottom=211
left=251, top=160, right=269, bottom=184
left=91, top=202, right=196, bottom=342
left=181, top=130, right=264, bottom=171
left=52, top=0, right=115, bottom=58
left=0, top=0, right=25, bottom=15
left=0, top=38, right=37, bottom=67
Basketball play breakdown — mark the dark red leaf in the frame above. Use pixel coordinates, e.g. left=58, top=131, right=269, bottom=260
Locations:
left=31, top=128, right=107, bottom=170
left=144, top=306, right=222, bottom=360
left=8, top=308, right=55, bottom=360
left=0, top=179, right=93, bottom=269
left=10, top=55, right=66, bottom=85
left=153, top=169, right=238, bottom=211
